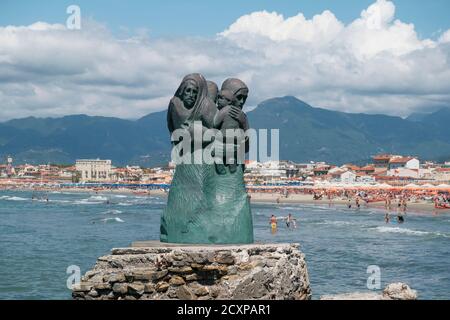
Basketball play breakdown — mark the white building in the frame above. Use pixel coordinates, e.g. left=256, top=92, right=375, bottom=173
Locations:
left=356, top=175, right=376, bottom=183
left=340, top=171, right=356, bottom=184
left=75, top=159, right=112, bottom=182
left=389, top=157, right=420, bottom=170
left=432, top=168, right=450, bottom=181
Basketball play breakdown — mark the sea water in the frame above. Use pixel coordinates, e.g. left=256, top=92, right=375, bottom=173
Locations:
left=0, top=190, right=448, bottom=299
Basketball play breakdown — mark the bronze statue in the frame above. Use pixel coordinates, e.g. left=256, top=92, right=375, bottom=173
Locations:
left=161, top=74, right=253, bottom=244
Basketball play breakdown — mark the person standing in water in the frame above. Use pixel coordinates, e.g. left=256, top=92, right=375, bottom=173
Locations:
left=270, top=215, right=278, bottom=234
left=384, top=212, right=390, bottom=224
left=285, top=213, right=297, bottom=229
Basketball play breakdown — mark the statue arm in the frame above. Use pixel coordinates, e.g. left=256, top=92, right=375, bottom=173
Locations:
left=239, top=112, right=250, bottom=153
left=213, top=107, right=228, bottom=129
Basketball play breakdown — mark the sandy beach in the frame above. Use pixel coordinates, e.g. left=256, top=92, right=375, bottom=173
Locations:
left=2, top=184, right=448, bottom=214
left=248, top=192, right=450, bottom=213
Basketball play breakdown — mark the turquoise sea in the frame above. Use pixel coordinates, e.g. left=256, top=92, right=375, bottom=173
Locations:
left=0, top=190, right=449, bottom=299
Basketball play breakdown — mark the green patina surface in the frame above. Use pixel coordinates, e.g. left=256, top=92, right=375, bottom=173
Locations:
left=160, top=164, right=253, bottom=244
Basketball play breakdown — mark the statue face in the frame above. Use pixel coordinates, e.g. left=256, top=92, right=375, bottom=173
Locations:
left=182, top=82, right=198, bottom=109
left=234, top=89, right=248, bottom=108
left=217, top=94, right=232, bottom=109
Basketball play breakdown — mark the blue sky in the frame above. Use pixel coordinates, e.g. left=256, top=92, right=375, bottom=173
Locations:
left=1, top=0, right=449, bottom=39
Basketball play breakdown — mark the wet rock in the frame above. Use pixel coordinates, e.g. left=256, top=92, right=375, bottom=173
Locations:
left=320, top=283, right=417, bottom=300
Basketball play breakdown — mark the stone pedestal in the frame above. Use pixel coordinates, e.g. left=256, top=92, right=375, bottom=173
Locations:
left=72, top=242, right=311, bottom=300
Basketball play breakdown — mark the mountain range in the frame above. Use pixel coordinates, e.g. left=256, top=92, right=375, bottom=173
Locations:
left=1, top=96, right=449, bottom=166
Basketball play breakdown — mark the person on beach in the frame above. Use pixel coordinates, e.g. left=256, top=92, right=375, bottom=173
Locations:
left=401, top=198, right=407, bottom=213
left=385, top=196, right=391, bottom=210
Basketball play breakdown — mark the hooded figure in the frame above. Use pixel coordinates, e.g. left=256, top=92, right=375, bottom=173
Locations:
left=213, top=79, right=250, bottom=174
left=167, top=73, right=215, bottom=135
left=162, top=73, right=218, bottom=244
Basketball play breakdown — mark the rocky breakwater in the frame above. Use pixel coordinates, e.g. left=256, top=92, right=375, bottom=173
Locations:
left=72, top=242, right=311, bottom=300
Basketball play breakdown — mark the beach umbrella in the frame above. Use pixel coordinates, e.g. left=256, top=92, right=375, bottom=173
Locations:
left=437, top=184, right=450, bottom=190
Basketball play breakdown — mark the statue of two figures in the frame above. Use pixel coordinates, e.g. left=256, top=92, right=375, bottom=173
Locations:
left=161, top=74, right=254, bottom=244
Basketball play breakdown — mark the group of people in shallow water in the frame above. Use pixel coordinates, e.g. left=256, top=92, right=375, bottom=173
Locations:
left=269, top=213, right=297, bottom=234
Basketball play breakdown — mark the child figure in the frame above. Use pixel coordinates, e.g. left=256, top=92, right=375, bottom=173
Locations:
left=214, top=89, right=246, bottom=174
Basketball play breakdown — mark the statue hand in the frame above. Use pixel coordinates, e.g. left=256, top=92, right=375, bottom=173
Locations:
left=228, top=105, right=242, bottom=121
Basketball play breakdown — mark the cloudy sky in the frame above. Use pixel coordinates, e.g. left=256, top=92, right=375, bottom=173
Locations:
left=1, top=0, right=450, bottom=121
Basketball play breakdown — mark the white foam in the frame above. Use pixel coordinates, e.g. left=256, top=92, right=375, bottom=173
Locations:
left=6, top=196, right=28, bottom=201
left=279, top=206, right=303, bottom=211
left=101, top=217, right=125, bottom=223
left=375, top=226, right=449, bottom=238
left=89, top=196, right=108, bottom=201
left=74, top=200, right=103, bottom=205
left=102, top=209, right=123, bottom=215
left=117, top=202, right=133, bottom=206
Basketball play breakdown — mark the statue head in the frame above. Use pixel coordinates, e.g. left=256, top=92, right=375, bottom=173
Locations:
left=207, top=80, right=219, bottom=104
left=221, top=78, right=249, bottom=109
left=182, top=80, right=198, bottom=109
left=217, top=89, right=235, bottom=110
left=175, top=73, right=207, bottom=111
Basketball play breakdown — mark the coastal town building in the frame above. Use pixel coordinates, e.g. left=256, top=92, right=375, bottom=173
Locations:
left=433, top=168, right=450, bottom=181
left=1, top=153, right=448, bottom=187
left=75, top=159, right=112, bottom=182
left=389, top=157, right=420, bottom=170
left=373, top=154, right=393, bottom=168
left=340, top=171, right=356, bottom=184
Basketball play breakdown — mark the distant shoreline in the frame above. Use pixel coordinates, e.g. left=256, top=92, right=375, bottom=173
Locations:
left=1, top=185, right=449, bottom=214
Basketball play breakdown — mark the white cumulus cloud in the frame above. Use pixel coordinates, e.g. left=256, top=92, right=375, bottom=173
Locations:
left=0, top=0, right=449, bottom=121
